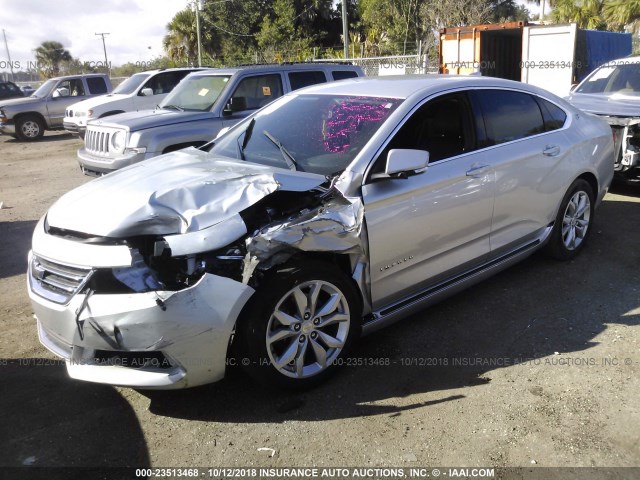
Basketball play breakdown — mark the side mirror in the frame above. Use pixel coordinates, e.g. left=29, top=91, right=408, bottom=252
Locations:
left=140, top=88, right=154, bottom=96
left=385, top=149, right=429, bottom=175
left=224, top=96, right=247, bottom=115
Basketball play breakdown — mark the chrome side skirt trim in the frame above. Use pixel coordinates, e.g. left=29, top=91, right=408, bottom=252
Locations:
left=362, top=225, right=553, bottom=335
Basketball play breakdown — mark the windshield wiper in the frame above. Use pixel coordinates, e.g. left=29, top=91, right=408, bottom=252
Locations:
left=263, top=130, right=299, bottom=171
left=163, top=104, right=184, bottom=111
left=237, top=118, right=255, bottom=160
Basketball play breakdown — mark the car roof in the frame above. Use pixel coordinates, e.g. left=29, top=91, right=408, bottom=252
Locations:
left=187, top=63, right=361, bottom=77
left=290, top=74, right=556, bottom=99
left=138, top=67, right=209, bottom=75
left=49, top=73, right=109, bottom=81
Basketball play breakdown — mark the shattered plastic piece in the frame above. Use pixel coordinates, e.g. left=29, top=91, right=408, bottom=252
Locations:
left=241, top=253, right=260, bottom=285
left=257, top=447, right=276, bottom=457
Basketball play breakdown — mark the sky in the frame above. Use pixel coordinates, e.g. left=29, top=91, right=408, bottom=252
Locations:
left=0, top=0, right=186, bottom=73
left=0, top=0, right=543, bottom=74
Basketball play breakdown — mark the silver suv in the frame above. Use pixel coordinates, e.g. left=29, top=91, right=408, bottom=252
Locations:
left=77, top=63, right=363, bottom=176
left=0, top=74, right=112, bottom=141
left=28, top=76, right=613, bottom=390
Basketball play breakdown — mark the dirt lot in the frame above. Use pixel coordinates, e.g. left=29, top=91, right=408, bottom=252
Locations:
left=0, top=132, right=639, bottom=477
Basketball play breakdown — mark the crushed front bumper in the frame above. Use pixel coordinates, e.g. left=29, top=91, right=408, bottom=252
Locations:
left=27, top=246, right=254, bottom=389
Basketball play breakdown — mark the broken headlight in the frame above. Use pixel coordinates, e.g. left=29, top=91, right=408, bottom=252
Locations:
left=112, top=251, right=163, bottom=292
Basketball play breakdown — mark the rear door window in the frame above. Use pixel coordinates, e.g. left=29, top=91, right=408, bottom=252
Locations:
left=473, top=90, right=545, bottom=145
left=86, top=77, right=108, bottom=94
left=288, top=71, right=327, bottom=91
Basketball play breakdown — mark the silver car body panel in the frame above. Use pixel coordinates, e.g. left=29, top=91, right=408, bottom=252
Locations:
left=28, top=75, right=614, bottom=388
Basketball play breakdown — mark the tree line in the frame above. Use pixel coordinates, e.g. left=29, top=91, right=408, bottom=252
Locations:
left=24, top=0, right=640, bottom=79
left=162, top=0, right=640, bottom=66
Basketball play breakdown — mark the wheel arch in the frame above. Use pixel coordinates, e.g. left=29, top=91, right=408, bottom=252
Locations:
left=263, top=252, right=365, bottom=321
left=576, top=171, right=598, bottom=199
left=14, top=111, right=47, bottom=128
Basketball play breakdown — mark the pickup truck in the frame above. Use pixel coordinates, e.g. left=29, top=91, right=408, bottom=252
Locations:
left=77, top=63, right=364, bottom=175
left=63, top=68, right=203, bottom=138
left=0, top=73, right=112, bottom=141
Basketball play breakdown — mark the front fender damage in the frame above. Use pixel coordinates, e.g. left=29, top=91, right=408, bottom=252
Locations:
left=241, top=193, right=372, bottom=315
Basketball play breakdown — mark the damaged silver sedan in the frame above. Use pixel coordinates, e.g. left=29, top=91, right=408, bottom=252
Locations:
left=566, top=56, right=640, bottom=182
left=28, top=76, right=614, bottom=389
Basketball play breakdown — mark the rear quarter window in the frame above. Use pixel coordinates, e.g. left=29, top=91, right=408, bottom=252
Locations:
left=332, top=70, right=359, bottom=81
left=288, top=71, right=327, bottom=91
left=474, top=90, right=545, bottom=145
left=536, top=97, right=567, bottom=131
left=86, top=77, right=108, bottom=94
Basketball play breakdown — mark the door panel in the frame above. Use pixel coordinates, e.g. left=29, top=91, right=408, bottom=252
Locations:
left=363, top=152, right=495, bottom=309
left=470, top=89, right=571, bottom=254
left=487, top=130, right=570, bottom=254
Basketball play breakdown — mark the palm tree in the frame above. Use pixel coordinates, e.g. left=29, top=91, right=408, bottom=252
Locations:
left=603, top=0, right=640, bottom=32
left=34, top=41, right=72, bottom=78
left=163, top=8, right=199, bottom=65
left=551, top=0, right=606, bottom=29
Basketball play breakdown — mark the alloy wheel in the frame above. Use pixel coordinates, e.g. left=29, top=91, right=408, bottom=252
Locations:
left=561, top=190, right=591, bottom=251
left=265, top=280, right=351, bottom=379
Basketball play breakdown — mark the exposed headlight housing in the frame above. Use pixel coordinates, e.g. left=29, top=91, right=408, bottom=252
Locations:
left=110, top=131, right=126, bottom=154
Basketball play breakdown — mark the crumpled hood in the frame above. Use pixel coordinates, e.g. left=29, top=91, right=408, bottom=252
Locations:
left=91, top=109, right=213, bottom=132
left=566, top=93, right=640, bottom=117
left=46, top=148, right=326, bottom=238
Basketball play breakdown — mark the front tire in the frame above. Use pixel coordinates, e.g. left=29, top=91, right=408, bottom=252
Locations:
left=544, top=179, right=594, bottom=261
left=15, top=115, right=44, bottom=141
left=237, top=261, right=361, bottom=389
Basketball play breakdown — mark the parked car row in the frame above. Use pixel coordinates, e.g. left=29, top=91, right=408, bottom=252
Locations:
left=25, top=72, right=614, bottom=390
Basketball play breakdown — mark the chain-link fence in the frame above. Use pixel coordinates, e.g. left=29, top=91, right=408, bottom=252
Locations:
left=313, top=55, right=439, bottom=76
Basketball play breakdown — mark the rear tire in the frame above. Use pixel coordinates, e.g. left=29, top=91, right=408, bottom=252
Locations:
left=544, top=179, right=594, bottom=261
left=15, top=115, right=44, bottom=141
left=236, top=261, right=361, bottom=390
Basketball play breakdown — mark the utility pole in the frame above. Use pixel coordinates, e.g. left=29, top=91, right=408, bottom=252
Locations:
left=193, top=0, right=204, bottom=67
left=2, top=29, right=14, bottom=81
left=95, top=32, right=110, bottom=75
left=342, top=1, right=349, bottom=59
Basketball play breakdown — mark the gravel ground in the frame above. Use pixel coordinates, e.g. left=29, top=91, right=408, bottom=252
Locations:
left=0, top=131, right=638, bottom=478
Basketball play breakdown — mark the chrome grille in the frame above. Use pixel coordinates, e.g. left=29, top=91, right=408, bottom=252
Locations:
left=84, top=127, right=114, bottom=156
left=29, top=255, right=93, bottom=304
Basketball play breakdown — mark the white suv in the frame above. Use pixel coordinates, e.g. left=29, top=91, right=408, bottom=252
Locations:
left=63, top=68, right=204, bottom=138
